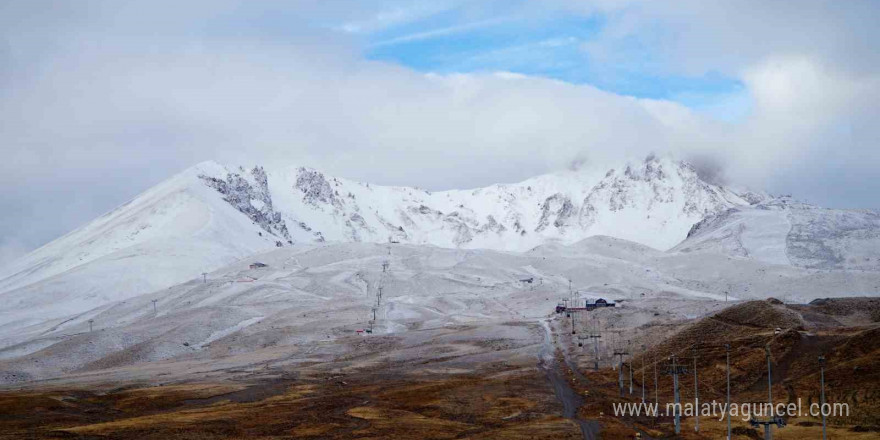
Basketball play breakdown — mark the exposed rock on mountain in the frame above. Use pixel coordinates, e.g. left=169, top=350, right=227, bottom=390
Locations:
left=199, top=166, right=291, bottom=242
left=191, top=155, right=757, bottom=252
left=673, top=197, right=880, bottom=271
left=1, top=155, right=876, bottom=332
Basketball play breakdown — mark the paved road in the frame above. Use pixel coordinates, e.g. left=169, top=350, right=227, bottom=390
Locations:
left=539, top=320, right=600, bottom=440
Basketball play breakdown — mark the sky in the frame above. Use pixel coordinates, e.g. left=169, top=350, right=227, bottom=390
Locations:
left=1, top=0, right=879, bottom=264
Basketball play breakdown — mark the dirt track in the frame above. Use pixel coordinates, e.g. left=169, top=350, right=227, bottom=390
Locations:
left=2, top=299, right=878, bottom=439
left=538, top=319, right=600, bottom=440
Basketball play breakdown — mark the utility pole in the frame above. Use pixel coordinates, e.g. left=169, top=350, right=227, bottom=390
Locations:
left=670, top=355, right=682, bottom=435
left=654, top=356, right=659, bottom=409
left=614, top=349, right=629, bottom=397
left=726, top=344, right=732, bottom=440
left=202, top=272, right=207, bottom=283
left=88, top=319, right=94, bottom=332
left=570, top=309, right=576, bottom=335
left=694, top=346, right=700, bottom=432
left=753, top=344, right=780, bottom=440
left=766, top=344, right=773, bottom=412
left=747, top=344, right=786, bottom=438
left=152, top=299, right=158, bottom=313
left=567, top=279, right=574, bottom=310
left=641, top=344, right=646, bottom=403
left=819, top=355, right=827, bottom=440
left=590, top=333, right=602, bottom=371
left=628, top=340, right=633, bottom=395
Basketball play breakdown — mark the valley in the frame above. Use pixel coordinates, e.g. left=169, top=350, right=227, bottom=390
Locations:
left=0, top=238, right=878, bottom=438
left=0, top=159, right=878, bottom=439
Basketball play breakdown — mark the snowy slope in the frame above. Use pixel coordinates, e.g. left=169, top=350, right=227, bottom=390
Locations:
left=0, top=162, right=283, bottom=328
left=672, top=198, right=880, bottom=271
left=2, top=240, right=878, bottom=384
left=0, top=155, right=771, bottom=328
left=204, top=155, right=756, bottom=253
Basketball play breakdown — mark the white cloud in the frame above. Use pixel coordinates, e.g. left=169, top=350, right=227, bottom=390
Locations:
left=557, top=0, right=880, bottom=205
left=0, top=29, right=713, bottom=253
left=1, top=0, right=879, bottom=258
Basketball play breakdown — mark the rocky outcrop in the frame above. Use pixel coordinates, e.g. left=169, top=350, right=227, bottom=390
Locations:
left=295, top=168, right=343, bottom=210
left=536, top=194, right=574, bottom=232
left=199, top=167, right=291, bottom=242
left=197, top=156, right=770, bottom=252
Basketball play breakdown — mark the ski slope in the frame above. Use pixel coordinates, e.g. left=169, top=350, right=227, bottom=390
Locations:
left=0, top=162, right=281, bottom=329
left=673, top=198, right=880, bottom=271
left=1, top=239, right=878, bottom=384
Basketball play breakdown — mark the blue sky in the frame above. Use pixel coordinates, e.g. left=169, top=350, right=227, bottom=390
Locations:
left=347, top=6, right=749, bottom=121
left=1, top=0, right=878, bottom=261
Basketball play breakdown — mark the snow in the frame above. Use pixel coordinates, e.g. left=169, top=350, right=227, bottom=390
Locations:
left=673, top=197, right=880, bottom=270
left=672, top=207, right=792, bottom=265
left=0, top=161, right=280, bottom=329
left=196, top=316, right=264, bottom=348
left=264, top=155, right=751, bottom=252
left=0, top=156, right=760, bottom=330
left=0, top=158, right=877, bottom=385
left=1, top=239, right=877, bottom=384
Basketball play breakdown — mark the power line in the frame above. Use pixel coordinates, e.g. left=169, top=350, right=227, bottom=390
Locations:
left=693, top=346, right=700, bottom=433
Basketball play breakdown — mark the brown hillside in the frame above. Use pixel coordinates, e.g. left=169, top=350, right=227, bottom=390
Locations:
left=634, top=298, right=880, bottom=429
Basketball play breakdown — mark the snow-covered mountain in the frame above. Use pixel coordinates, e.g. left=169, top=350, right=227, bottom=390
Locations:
left=194, top=154, right=758, bottom=252
left=0, top=155, right=761, bottom=328
left=0, top=162, right=283, bottom=328
left=673, top=197, right=880, bottom=271
left=1, top=155, right=879, bottom=384
left=4, top=240, right=880, bottom=384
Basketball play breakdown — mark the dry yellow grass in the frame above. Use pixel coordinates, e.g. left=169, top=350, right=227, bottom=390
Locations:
left=678, top=415, right=880, bottom=439
left=1, top=370, right=583, bottom=440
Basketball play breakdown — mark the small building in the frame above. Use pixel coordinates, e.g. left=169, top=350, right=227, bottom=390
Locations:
left=556, top=297, right=616, bottom=313
left=249, top=262, right=268, bottom=269
left=585, top=298, right=615, bottom=310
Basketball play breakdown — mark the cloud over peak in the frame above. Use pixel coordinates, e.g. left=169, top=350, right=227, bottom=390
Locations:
left=1, top=0, right=878, bottom=264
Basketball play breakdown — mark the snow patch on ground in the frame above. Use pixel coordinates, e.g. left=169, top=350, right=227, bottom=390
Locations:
left=196, top=316, right=264, bottom=349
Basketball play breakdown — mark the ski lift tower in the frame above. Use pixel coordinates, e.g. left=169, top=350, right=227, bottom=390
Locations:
left=665, top=356, right=688, bottom=435
left=749, top=417, right=786, bottom=439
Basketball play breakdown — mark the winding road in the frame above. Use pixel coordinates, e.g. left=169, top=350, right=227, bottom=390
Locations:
left=539, top=320, right=601, bottom=440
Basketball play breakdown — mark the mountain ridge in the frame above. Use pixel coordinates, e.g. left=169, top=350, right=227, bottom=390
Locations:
left=0, top=155, right=766, bottom=327
left=673, top=196, right=880, bottom=271
left=190, top=155, right=762, bottom=252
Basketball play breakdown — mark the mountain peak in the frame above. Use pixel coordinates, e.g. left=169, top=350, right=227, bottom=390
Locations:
left=0, top=157, right=761, bottom=325
left=187, top=156, right=753, bottom=252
